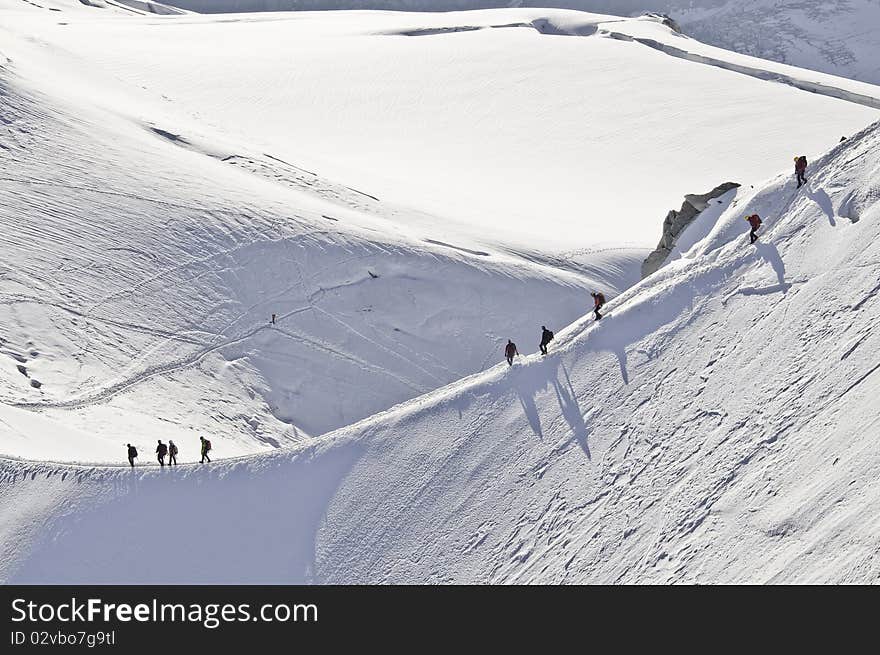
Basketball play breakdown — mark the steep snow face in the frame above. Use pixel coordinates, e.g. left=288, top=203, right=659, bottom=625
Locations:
left=3, top=117, right=878, bottom=584
left=159, top=1, right=880, bottom=86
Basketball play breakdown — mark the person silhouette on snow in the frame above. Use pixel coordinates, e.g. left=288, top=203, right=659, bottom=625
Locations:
left=591, top=292, right=606, bottom=321
left=156, top=440, right=168, bottom=466
left=168, top=440, right=178, bottom=466
left=794, top=155, right=808, bottom=188
left=505, top=340, right=519, bottom=366
left=539, top=326, right=554, bottom=355
left=127, top=443, right=138, bottom=468
left=200, top=436, right=212, bottom=464
left=745, top=213, right=762, bottom=244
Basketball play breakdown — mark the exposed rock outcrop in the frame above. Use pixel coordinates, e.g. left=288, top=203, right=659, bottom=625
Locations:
left=642, top=182, right=740, bottom=279
left=643, top=12, right=682, bottom=34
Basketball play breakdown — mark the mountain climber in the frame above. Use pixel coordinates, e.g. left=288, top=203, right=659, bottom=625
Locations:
left=271, top=313, right=276, bottom=325
left=794, top=155, right=808, bottom=188
left=505, top=340, right=519, bottom=366
left=591, top=292, right=606, bottom=321
left=539, top=326, right=554, bottom=355
left=156, top=440, right=168, bottom=466
left=200, top=436, right=212, bottom=464
left=745, top=213, right=762, bottom=244
left=168, top=440, right=178, bottom=466
left=127, top=444, right=138, bottom=468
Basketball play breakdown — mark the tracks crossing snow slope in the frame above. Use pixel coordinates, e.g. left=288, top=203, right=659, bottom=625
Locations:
left=4, top=5, right=876, bottom=462
left=2, top=118, right=879, bottom=583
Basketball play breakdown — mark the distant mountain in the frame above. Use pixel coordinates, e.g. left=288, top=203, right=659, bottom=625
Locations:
left=164, top=1, right=880, bottom=85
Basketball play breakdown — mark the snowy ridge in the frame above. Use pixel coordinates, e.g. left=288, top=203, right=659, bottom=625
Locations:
left=3, top=117, right=879, bottom=583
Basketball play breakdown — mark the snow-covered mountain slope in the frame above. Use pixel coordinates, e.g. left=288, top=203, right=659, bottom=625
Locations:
left=4, top=5, right=876, bottom=253
left=0, top=6, right=877, bottom=457
left=1, top=45, right=628, bottom=461
left=161, top=1, right=880, bottom=86
left=3, top=116, right=878, bottom=584
left=2, top=4, right=664, bottom=461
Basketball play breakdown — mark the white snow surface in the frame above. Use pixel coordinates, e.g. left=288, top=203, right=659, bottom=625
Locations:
left=1, top=4, right=875, bottom=462
left=161, top=1, right=880, bottom=86
left=3, top=115, right=879, bottom=583
left=1, top=4, right=879, bottom=583
left=2, top=5, right=877, bottom=252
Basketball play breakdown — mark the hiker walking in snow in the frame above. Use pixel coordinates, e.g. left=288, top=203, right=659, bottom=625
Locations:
left=156, top=440, right=168, bottom=467
left=591, top=292, right=606, bottom=321
left=127, top=444, right=138, bottom=468
left=794, top=155, right=808, bottom=188
left=504, top=340, right=519, bottom=366
left=539, top=326, right=554, bottom=355
left=745, top=213, right=762, bottom=244
left=168, top=440, right=178, bottom=466
left=200, top=436, right=212, bottom=464
left=271, top=313, right=276, bottom=325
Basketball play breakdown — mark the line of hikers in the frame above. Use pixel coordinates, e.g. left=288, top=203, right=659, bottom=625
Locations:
left=503, top=155, right=810, bottom=365
left=125, top=436, right=212, bottom=467
left=504, top=292, right=605, bottom=365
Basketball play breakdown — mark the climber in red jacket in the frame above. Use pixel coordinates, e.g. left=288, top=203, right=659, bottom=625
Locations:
left=794, top=155, right=808, bottom=188
left=745, top=214, right=762, bottom=244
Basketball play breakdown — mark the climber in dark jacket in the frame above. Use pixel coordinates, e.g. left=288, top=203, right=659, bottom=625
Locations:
left=591, top=292, right=606, bottom=321
left=794, top=155, right=808, bottom=188
left=200, top=436, right=212, bottom=464
left=504, top=340, right=519, bottom=366
left=156, top=440, right=168, bottom=466
left=539, top=326, right=554, bottom=355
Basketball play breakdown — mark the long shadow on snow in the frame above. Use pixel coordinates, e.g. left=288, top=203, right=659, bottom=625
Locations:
left=734, top=283, right=793, bottom=297
left=723, top=240, right=791, bottom=302
left=510, top=357, right=591, bottom=457
left=6, top=443, right=364, bottom=584
left=577, top=239, right=788, bottom=388
left=805, top=185, right=836, bottom=226
left=754, top=241, right=787, bottom=289
left=553, top=363, right=591, bottom=458
left=581, top=299, right=692, bottom=386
